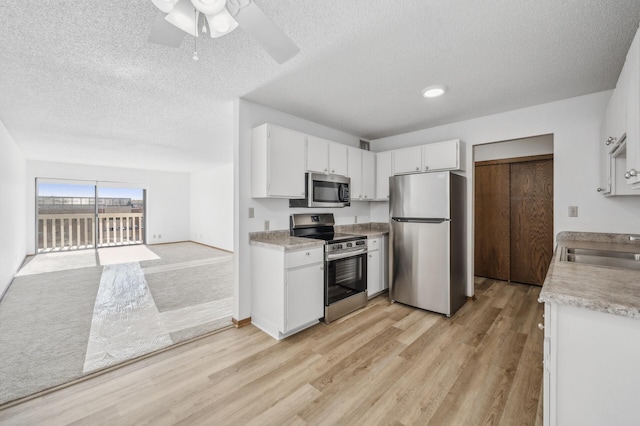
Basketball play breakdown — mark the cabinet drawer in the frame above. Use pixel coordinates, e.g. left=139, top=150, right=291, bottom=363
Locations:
left=286, top=247, right=323, bottom=269
left=367, top=237, right=381, bottom=250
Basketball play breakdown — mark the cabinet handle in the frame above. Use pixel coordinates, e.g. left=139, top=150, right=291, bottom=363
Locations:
left=320, top=265, right=324, bottom=270
left=625, top=169, right=638, bottom=179
left=301, top=192, right=305, bottom=195
left=597, top=187, right=603, bottom=192
left=331, top=169, right=335, bottom=173
left=606, top=136, right=617, bottom=146
left=424, top=165, right=429, bottom=170
left=306, top=252, right=310, bottom=256
left=364, top=195, right=368, bottom=199
left=415, top=166, right=420, bottom=171
left=369, top=254, right=372, bottom=258
left=537, top=323, right=544, bottom=330
left=324, top=168, right=328, bottom=172
left=387, top=195, right=389, bottom=198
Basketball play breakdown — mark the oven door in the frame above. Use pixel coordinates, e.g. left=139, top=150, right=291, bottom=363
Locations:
left=325, top=250, right=367, bottom=305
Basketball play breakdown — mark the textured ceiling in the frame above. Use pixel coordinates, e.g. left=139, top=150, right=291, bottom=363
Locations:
left=1, top=1, right=639, bottom=172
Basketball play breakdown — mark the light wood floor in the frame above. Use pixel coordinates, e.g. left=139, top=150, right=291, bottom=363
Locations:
left=0, top=277, right=544, bottom=425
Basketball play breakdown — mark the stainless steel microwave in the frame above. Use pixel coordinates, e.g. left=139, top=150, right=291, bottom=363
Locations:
left=289, top=173, right=350, bottom=208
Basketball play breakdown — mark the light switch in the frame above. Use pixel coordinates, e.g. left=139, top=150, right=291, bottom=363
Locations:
left=568, top=206, right=578, bottom=217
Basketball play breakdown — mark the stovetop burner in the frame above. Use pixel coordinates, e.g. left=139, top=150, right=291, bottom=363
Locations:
left=289, top=213, right=366, bottom=245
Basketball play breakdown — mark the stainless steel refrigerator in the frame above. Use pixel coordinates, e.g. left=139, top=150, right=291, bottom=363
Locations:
left=389, top=171, right=467, bottom=317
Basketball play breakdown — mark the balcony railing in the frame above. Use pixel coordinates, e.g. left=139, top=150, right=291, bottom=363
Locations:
left=37, top=213, right=144, bottom=252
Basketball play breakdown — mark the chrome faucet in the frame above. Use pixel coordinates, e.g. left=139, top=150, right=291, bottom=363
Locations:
left=629, top=235, right=640, bottom=241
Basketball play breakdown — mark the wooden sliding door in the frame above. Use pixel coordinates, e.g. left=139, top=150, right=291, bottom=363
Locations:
left=474, top=155, right=553, bottom=286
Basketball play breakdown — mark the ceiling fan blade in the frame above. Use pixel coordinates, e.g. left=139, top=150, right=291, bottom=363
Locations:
left=148, top=11, right=185, bottom=47
left=234, top=1, right=299, bottom=64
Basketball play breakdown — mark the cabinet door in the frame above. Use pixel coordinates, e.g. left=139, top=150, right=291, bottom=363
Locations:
left=375, top=151, right=392, bottom=200
left=306, top=135, right=329, bottom=173
left=268, top=125, right=306, bottom=197
left=367, top=248, right=381, bottom=297
left=598, top=111, right=612, bottom=195
left=362, top=150, right=375, bottom=200
left=625, top=29, right=640, bottom=186
left=285, top=263, right=324, bottom=333
left=422, top=140, right=459, bottom=171
left=348, top=147, right=363, bottom=199
left=329, top=143, right=348, bottom=176
left=392, top=146, right=422, bottom=174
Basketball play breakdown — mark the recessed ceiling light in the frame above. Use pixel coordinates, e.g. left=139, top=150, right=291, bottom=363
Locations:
left=422, top=85, right=447, bottom=98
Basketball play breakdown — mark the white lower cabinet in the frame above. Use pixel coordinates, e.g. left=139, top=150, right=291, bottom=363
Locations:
left=367, top=236, right=388, bottom=298
left=543, top=302, right=640, bottom=425
left=251, top=246, right=324, bottom=340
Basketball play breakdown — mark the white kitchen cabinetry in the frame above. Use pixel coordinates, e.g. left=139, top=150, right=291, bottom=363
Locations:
left=392, top=140, right=464, bottom=175
left=306, top=136, right=348, bottom=176
left=375, top=151, right=392, bottom=200
left=542, top=302, right=640, bottom=426
left=348, top=148, right=376, bottom=200
left=252, top=124, right=306, bottom=199
left=251, top=245, right=324, bottom=340
left=329, top=143, right=348, bottom=176
left=422, top=140, right=461, bottom=171
left=624, top=27, right=640, bottom=188
left=367, top=236, right=388, bottom=298
left=392, top=146, right=423, bottom=174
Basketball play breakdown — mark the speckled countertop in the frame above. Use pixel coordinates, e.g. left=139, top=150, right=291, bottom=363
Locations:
left=249, top=222, right=390, bottom=251
left=539, top=231, right=640, bottom=319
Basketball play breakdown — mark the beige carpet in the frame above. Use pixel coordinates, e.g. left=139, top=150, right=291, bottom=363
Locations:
left=0, top=243, right=233, bottom=406
left=97, top=245, right=160, bottom=265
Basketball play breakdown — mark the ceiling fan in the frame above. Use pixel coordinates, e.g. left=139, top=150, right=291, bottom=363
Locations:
left=148, top=0, right=300, bottom=64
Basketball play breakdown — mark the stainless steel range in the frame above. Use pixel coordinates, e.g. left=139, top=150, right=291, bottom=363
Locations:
left=290, top=213, right=368, bottom=323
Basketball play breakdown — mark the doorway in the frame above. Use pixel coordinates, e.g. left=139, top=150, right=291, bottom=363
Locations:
left=36, top=179, right=146, bottom=252
left=474, top=136, right=554, bottom=286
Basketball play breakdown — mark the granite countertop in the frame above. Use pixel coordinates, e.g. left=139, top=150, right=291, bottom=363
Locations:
left=249, top=222, right=390, bottom=251
left=539, top=231, right=640, bottom=319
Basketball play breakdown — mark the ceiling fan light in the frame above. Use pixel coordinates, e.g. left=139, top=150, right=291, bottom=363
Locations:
left=191, top=0, right=226, bottom=15
left=165, top=0, right=199, bottom=37
left=152, top=0, right=177, bottom=13
left=205, top=8, right=238, bottom=38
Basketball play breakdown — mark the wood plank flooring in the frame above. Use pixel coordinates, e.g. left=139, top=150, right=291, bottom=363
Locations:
left=0, top=278, right=544, bottom=425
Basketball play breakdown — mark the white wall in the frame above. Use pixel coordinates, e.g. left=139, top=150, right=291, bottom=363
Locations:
left=25, top=161, right=190, bottom=254
left=0, top=121, right=26, bottom=297
left=234, top=99, right=371, bottom=320
left=474, top=134, right=554, bottom=162
left=190, top=164, right=234, bottom=251
left=371, top=90, right=640, bottom=297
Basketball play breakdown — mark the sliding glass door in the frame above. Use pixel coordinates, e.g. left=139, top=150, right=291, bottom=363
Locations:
left=36, top=179, right=146, bottom=252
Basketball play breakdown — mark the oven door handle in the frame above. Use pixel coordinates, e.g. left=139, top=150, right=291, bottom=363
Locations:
left=326, top=248, right=367, bottom=261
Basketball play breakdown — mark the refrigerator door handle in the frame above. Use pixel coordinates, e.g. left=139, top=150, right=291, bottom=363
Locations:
left=391, top=217, right=450, bottom=223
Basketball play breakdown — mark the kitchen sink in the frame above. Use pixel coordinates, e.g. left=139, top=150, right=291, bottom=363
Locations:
left=562, top=247, right=640, bottom=271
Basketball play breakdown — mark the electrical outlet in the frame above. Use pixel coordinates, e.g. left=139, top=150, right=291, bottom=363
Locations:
left=264, top=220, right=270, bottom=231
left=158, top=234, right=162, bottom=239
left=354, top=216, right=358, bottom=224
left=248, top=207, right=254, bottom=218
left=153, top=234, right=156, bottom=239
left=568, top=206, right=578, bottom=217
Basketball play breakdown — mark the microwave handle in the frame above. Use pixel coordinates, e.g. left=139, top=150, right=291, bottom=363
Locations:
left=340, top=184, right=349, bottom=202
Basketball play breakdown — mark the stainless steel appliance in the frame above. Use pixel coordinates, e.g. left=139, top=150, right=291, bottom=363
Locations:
left=389, top=172, right=467, bottom=317
left=289, top=173, right=350, bottom=208
left=290, top=213, right=367, bottom=322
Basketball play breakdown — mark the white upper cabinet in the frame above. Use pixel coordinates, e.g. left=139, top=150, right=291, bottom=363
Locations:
left=252, top=124, right=306, bottom=199
left=347, top=147, right=363, bottom=199
left=306, top=136, right=349, bottom=176
left=392, top=146, right=423, bottom=174
left=306, top=135, right=330, bottom=173
left=624, top=27, right=640, bottom=188
left=422, top=140, right=461, bottom=171
left=329, top=143, right=348, bottom=176
left=375, top=151, right=392, bottom=200
left=348, top=148, right=375, bottom=200
left=362, top=150, right=375, bottom=200
left=391, top=140, right=464, bottom=175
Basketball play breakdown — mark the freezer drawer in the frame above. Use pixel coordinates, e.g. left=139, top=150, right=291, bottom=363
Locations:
left=390, top=219, right=451, bottom=315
